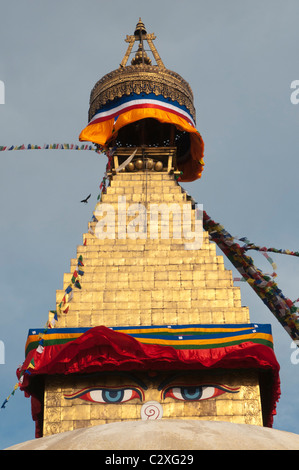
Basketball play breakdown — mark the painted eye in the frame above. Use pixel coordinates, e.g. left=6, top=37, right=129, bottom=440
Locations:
left=64, top=387, right=143, bottom=403
left=87, top=388, right=139, bottom=403
left=163, top=384, right=239, bottom=401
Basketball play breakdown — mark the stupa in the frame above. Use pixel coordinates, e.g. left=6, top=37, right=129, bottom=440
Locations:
left=17, top=19, right=280, bottom=442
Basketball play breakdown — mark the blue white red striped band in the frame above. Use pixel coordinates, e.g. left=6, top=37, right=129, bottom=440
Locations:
left=89, top=93, right=196, bottom=128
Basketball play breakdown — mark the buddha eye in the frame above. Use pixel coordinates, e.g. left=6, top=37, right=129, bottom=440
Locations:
left=64, top=386, right=144, bottom=404
left=162, top=384, right=239, bottom=401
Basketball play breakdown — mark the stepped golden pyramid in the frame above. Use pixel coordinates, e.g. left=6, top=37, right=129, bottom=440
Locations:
left=56, top=169, right=247, bottom=329
left=18, top=19, right=280, bottom=439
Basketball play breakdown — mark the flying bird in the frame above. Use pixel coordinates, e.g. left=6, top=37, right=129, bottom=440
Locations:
left=81, top=194, right=91, bottom=204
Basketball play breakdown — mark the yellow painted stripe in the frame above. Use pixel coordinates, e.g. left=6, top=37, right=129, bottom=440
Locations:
left=25, top=330, right=272, bottom=351
left=132, top=332, right=273, bottom=346
left=115, top=326, right=254, bottom=335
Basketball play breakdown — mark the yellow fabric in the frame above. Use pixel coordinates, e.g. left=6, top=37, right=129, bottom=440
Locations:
left=79, top=107, right=204, bottom=182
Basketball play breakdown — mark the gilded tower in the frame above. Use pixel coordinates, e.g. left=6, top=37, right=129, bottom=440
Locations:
left=18, top=20, right=280, bottom=439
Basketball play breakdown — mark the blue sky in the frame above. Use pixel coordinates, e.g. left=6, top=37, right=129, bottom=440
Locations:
left=1, top=0, right=299, bottom=448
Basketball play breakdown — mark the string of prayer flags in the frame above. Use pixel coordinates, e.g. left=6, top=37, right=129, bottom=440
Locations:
left=96, top=147, right=115, bottom=200
left=233, top=276, right=246, bottom=282
left=87, top=216, right=97, bottom=237
left=10, top=254, right=85, bottom=402
left=233, top=252, right=278, bottom=283
left=49, top=310, right=58, bottom=328
left=202, top=210, right=299, bottom=343
left=0, top=143, right=95, bottom=152
left=175, top=171, right=183, bottom=181
left=5, top=254, right=85, bottom=408
left=1, top=149, right=104, bottom=410
left=1, top=383, right=20, bottom=409
left=240, top=242, right=299, bottom=258
left=55, top=255, right=85, bottom=319
left=262, top=253, right=277, bottom=277
left=71, top=270, right=78, bottom=283
left=1, top=398, right=8, bottom=409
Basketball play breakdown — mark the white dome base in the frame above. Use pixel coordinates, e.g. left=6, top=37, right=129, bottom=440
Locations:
left=5, top=420, right=299, bottom=450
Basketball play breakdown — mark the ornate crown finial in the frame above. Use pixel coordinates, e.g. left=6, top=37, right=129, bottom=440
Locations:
left=82, top=20, right=204, bottom=182
left=120, top=19, right=165, bottom=69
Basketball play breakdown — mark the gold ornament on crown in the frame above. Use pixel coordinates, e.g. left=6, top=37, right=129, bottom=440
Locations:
left=88, top=19, right=196, bottom=122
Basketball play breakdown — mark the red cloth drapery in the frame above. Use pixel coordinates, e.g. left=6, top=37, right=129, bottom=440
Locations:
left=18, top=326, right=280, bottom=435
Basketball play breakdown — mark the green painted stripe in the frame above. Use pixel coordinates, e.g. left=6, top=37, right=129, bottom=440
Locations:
left=25, top=335, right=273, bottom=357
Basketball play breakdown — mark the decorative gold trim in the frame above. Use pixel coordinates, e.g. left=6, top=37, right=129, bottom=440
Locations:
left=88, top=65, right=195, bottom=122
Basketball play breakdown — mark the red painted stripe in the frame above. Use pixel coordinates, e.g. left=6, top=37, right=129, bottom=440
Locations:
left=89, top=102, right=194, bottom=127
